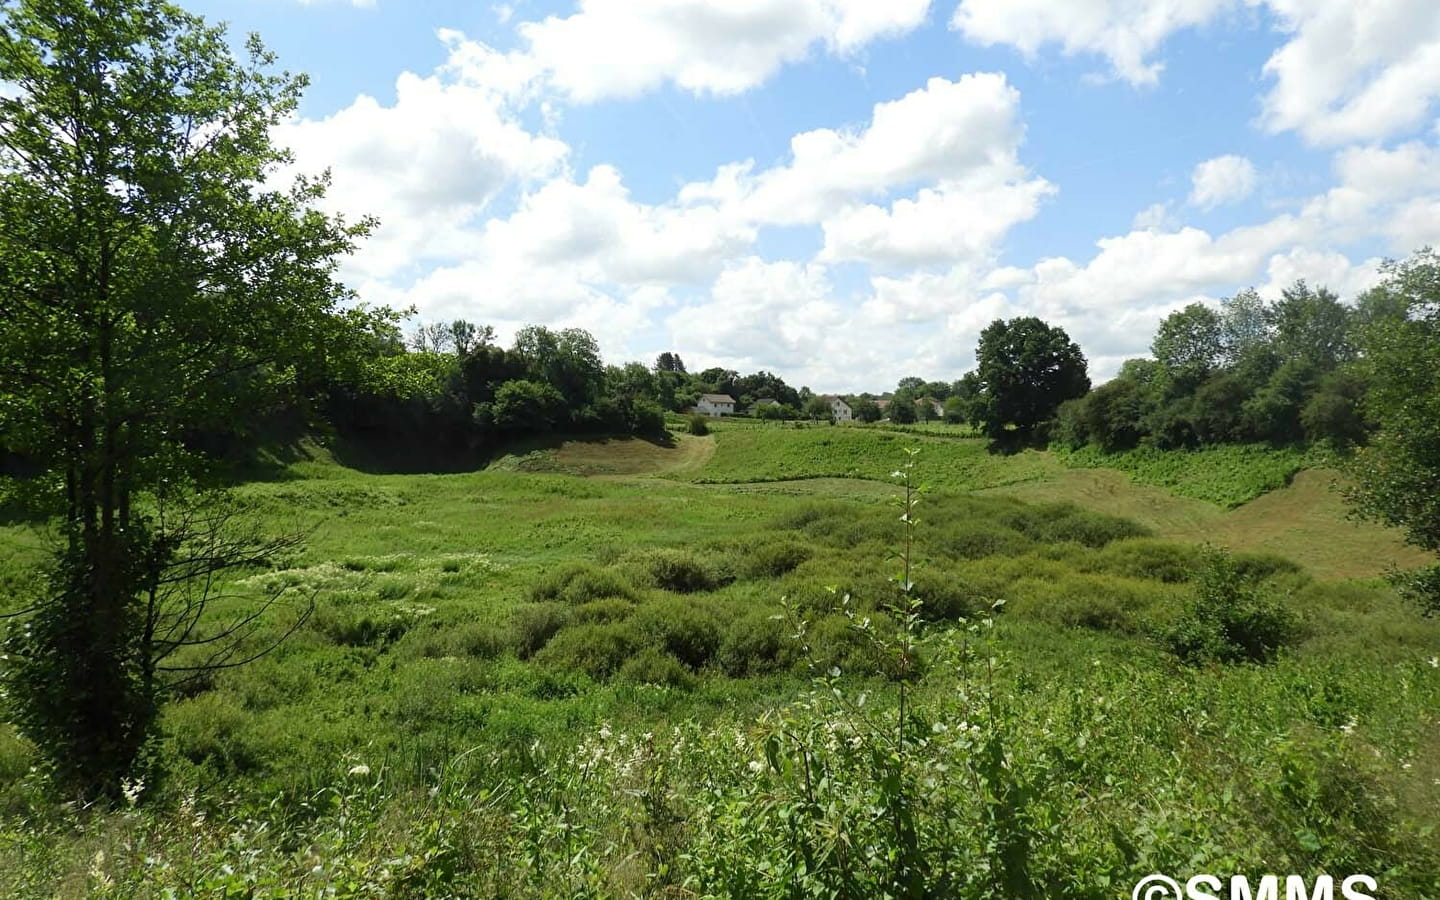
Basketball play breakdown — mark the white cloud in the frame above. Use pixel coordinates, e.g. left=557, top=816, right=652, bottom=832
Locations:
left=1132, top=201, right=1178, bottom=230
left=1259, top=0, right=1440, bottom=144
left=516, top=0, right=931, bottom=102
left=951, top=0, right=1235, bottom=86
left=819, top=174, right=1055, bottom=267
left=681, top=73, right=1032, bottom=227
left=951, top=0, right=1440, bottom=144
left=276, top=34, right=566, bottom=282
left=1188, top=154, right=1258, bottom=209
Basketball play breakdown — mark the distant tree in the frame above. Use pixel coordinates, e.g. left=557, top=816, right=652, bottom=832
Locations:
left=1347, top=250, right=1440, bottom=592
left=974, top=317, right=1090, bottom=444
left=410, top=321, right=454, bottom=354
left=942, top=395, right=969, bottom=425
left=1220, top=288, right=1279, bottom=390
left=490, top=380, right=566, bottom=432
left=1269, top=280, right=1353, bottom=370
left=1301, top=369, right=1369, bottom=449
left=1152, top=303, right=1224, bottom=390
left=804, top=396, right=833, bottom=421
left=896, top=376, right=926, bottom=393
left=656, top=352, right=687, bottom=374
left=514, top=326, right=605, bottom=413
left=923, top=381, right=952, bottom=401
left=888, top=390, right=918, bottom=424
left=448, top=320, right=493, bottom=355
left=853, top=398, right=882, bottom=423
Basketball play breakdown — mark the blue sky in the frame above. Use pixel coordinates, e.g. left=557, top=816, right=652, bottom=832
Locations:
left=190, top=0, right=1440, bottom=390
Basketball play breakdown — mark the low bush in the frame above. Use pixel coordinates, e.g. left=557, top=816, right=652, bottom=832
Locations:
left=1092, top=539, right=1201, bottom=583
left=624, top=548, right=728, bottom=593
left=632, top=597, right=723, bottom=669
left=166, top=692, right=258, bottom=773
left=534, top=622, right=641, bottom=679
left=510, top=603, right=572, bottom=658
left=717, top=610, right=798, bottom=676
left=736, top=540, right=812, bottom=579
left=528, top=561, right=637, bottom=604
left=617, top=648, right=696, bottom=689
left=687, top=414, right=710, bottom=436
left=572, top=597, right=636, bottom=624
left=999, top=503, right=1150, bottom=548
left=1164, top=547, right=1299, bottom=663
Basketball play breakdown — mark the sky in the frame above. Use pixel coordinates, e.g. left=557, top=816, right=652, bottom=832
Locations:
left=187, top=0, right=1440, bottom=391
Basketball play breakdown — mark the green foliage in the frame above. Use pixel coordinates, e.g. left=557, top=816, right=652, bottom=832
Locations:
left=623, top=548, right=728, bottom=593
left=0, top=0, right=378, bottom=798
left=528, top=561, right=637, bottom=604
left=687, top=413, right=710, bottom=436
left=1347, top=249, right=1440, bottom=557
left=1164, top=547, right=1300, bottom=664
left=534, top=622, right=641, bottom=679
left=617, top=648, right=696, bottom=689
left=1055, top=442, right=1308, bottom=507
left=974, top=316, right=1090, bottom=443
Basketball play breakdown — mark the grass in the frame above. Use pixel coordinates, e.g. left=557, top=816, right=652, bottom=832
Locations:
left=1, top=430, right=1437, bottom=896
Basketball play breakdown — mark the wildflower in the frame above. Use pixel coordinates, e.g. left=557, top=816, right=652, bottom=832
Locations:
left=599, top=723, right=612, bottom=740
left=748, top=760, right=765, bottom=774
left=121, top=777, right=144, bottom=807
left=932, top=722, right=948, bottom=734
left=1340, top=717, right=1357, bottom=735
left=348, top=764, right=371, bottom=777
left=1429, top=657, right=1438, bottom=668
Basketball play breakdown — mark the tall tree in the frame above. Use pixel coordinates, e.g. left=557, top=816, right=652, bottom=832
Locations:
left=0, top=0, right=372, bottom=797
left=1152, top=302, right=1224, bottom=390
left=1347, top=250, right=1440, bottom=609
left=974, top=317, right=1090, bottom=444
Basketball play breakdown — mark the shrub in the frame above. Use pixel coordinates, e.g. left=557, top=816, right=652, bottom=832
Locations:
left=687, top=414, right=710, bottom=436
left=717, top=611, right=798, bottom=676
left=624, top=549, right=727, bottom=593
left=1164, top=547, right=1299, bottom=663
left=528, top=561, right=637, bottom=604
left=617, top=648, right=696, bottom=689
left=737, top=540, right=812, bottom=579
left=632, top=598, right=723, bottom=669
left=935, top=522, right=1034, bottom=560
left=166, top=692, right=257, bottom=773
left=999, top=503, right=1150, bottom=548
left=1389, top=563, right=1440, bottom=617
left=511, top=603, right=572, bottom=658
left=572, top=597, right=636, bottom=624
left=534, top=622, right=641, bottom=679
left=1093, top=539, right=1200, bottom=583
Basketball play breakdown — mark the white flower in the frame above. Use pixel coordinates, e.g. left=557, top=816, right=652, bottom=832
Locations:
left=748, top=760, right=765, bottom=774
left=1428, top=657, right=1438, bottom=668
left=347, top=764, right=371, bottom=777
left=1339, top=723, right=1354, bottom=735
left=599, top=723, right=612, bottom=740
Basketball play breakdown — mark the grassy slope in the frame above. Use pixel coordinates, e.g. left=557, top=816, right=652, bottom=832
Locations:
left=2, top=431, right=1438, bottom=894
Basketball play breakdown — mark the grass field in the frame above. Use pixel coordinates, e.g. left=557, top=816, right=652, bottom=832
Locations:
left=2, top=428, right=1438, bottom=896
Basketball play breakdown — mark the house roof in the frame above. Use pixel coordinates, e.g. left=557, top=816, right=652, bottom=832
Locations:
left=820, top=394, right=848, bottom=405
left=753, top=397, right=780, bottom=406
left=874, top=399, right=892, bottom=409
left=700, top=393, right=735, bottom=403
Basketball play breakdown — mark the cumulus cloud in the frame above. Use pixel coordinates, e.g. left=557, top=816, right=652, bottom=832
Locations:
left=1188, top=154, right=1258, bottom=209
left=516, top=0, right=931, bottom=102
left=951, top=0, right=1440, bottom=145
left=951, top=0, right=1235, bottom=86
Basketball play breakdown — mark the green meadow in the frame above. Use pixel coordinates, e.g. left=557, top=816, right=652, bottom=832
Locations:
left=2, top=425, right=1438, bottom=897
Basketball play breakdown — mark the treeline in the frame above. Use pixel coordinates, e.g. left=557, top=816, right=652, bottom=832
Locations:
left=1054, top=280, right=1394, bottom=452
left=326, top=323, right=668, bottom=454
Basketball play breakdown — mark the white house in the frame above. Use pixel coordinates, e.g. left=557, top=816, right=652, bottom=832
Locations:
left=821, top=395, right=852, bottom=422
left=695, top=393, right=736, bottom=416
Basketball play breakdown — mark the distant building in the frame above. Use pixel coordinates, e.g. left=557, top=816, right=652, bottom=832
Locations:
left=753, top=398, right=780, bottom=409
left=919, top=397, right=944, bottom=418
left=820, top=395, right=852, bottom=422
left=695, top=393, right=736, bottom=416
